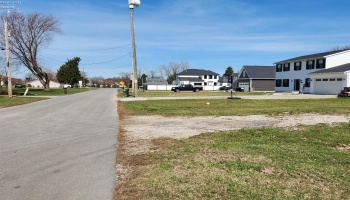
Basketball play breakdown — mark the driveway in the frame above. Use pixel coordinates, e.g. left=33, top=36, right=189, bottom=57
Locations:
left=0, top=89, right=118, bottom=200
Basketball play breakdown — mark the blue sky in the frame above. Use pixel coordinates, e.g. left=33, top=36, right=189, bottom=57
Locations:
left=9, top=0, right=350, bottom=78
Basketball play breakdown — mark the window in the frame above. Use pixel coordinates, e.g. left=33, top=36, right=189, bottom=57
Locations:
left=283, top=79, right=289, bottom=87
left=276, top=64, right=282, bottom=72
left=294, top=62, right=302, bottom=71
left=204, top=82, right=207, bottom=86
left=322, top=79, right=328, bottom=81
left=276, top=79, right=282, bottom=87
left=330, top=78, right=335, bottom=81
left=204, top=75, right=207, bottom=79
left=316, top=79, right=321, bottom=81
left=337, top=78, right=342, bottom=81
left=306, top=60, right=315, bottom=70
left=305, top=78, right=310, bottom=87
left=194, top=83, right=202, bottom=85
left=316, top=59, right=326, bottom=69
left=283, top=63, right=290, bottom=71
left=209, top=75, right=213, bottom=79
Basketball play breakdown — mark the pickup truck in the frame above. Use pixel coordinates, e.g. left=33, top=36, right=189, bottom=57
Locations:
left=171, top=84, right=203, bottom=92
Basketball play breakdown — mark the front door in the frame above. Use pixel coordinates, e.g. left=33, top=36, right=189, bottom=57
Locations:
left=294, top=79, right=300, bottom=91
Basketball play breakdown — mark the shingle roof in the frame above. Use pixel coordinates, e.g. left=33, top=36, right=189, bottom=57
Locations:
left=276, top=49, right=349, bottom=63
left=243, top=66, right=275, bottom=79
left=178, top=69, right=219, bottom=76
left=309, top=63, right=350, bottom=74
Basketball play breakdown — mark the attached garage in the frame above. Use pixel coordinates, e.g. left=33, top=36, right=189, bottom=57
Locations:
left=313, top=78, right=343, bottom=95
left=310, top=63, right=350, bottom=95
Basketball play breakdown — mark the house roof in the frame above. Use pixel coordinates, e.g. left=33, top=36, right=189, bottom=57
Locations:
left=276, top=49, right=349, bottom=63
left=178, top=77, right=204, bottom=82
left=309, top=63, right=350, bottom=74
left=242, top=66, right=275, bottom=79
left=178, top=69, right=219, bottom=76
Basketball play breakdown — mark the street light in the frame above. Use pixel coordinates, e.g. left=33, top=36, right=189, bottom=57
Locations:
left=128, top=0, right=140, bottom=97
left=4, top=19, right=12, bottom=98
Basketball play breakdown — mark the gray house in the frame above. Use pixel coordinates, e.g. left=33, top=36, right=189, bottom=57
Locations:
left=237, top=65, right=276, bottom=92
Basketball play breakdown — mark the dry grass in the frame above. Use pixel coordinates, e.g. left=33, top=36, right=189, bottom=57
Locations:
left=114, top=100, right=350, bottom=199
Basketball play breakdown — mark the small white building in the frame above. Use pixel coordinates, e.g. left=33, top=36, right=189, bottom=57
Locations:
left=275, top=49, right=350, bottom=94
left=27, top=80, right=61, bottom=88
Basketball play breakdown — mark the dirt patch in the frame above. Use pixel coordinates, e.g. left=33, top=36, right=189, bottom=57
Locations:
left=114, top=108, right=349, bottom=199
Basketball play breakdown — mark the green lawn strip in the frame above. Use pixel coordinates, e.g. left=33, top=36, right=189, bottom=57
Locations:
left=0, top=96, right=47, bottom=108
left=12, top=87, right=94, bottom=96
left=118, top=90, right=272, bottom=98
left=135, top=124, right=350, bottom=199
left=121, top=98, right=350, bottom=116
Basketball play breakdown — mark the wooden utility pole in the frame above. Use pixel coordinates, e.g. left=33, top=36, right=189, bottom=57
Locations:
left=129, top=5, right=138, bottom=97
left=4, top=20, right=12, bottom=98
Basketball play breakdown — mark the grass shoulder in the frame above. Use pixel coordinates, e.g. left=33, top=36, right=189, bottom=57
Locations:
left=130, top=124, right=350, bottom=199
left=120, top=98, right=350, bottom=116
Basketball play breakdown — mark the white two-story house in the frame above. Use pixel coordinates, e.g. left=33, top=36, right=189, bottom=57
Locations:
left=275, top=49, right=350, bottom=94
left=175, top=69, right=220, bottom=87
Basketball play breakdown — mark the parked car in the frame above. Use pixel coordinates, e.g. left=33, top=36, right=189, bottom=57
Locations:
left=337, top=87, right=350, bottom=97
left=171, top=84, right=203, bottom=92
left=235, top=87, right=245, bottom=92
left=15, top=84, right=25, bottom=88
left=219, top=86, right=231, bottom=90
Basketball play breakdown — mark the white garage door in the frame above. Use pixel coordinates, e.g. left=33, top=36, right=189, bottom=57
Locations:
left=314, top=78, right=343, bottom=95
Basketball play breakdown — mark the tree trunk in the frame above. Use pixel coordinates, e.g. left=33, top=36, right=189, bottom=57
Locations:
left=44, top=80, right=50, bottom=91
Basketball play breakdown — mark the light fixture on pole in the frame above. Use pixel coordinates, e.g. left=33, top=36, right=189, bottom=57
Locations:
left=4, top=19, right=12, bottom=98
left=128, top=0, right=140, bottom=97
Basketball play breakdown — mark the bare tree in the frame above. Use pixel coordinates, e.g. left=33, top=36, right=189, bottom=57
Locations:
left=331, top=45, right=350, bottom=51
left=158, top=61, right=190, bottom=83
left=118, top=71, right=132, bottom=87
left=148, top=70, right=158, bottom=78
left=0, top=12, right=62, bottom=91
left=90, top=76, right=104, bottom=86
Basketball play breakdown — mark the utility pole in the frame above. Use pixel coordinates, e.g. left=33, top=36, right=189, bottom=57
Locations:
left=4, top=19, right=12, bottom=98
left=128, top=0, right=140, bottom=97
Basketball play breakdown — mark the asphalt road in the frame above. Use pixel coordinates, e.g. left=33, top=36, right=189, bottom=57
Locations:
left=0, top=89, right=118, bottom=200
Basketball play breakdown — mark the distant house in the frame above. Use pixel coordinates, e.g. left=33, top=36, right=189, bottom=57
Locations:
left=237, top=65, right=275, bottom=92
left=275, top=49, right=350, bottom=94
left=27, top=80, right=61, bottom=88
left=219, top=73, right=239, bottom=87
left=144, top=77, right=169, bottom=90
left=175, top=69, right=220, bottom=87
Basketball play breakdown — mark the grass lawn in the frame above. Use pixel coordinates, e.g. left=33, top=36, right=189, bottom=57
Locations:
left=117, top=98, right=350, bottom=199
left=0, top=96, right=47, bottom=108
left=0, top=87, right=95, bottom=108
left=120, top=98, right=350, bottom=116
left=118, top=89, right=272, bottom=98
left=135, top=124, right=350, bottom=199
left=12, top=87, right=94, bottom=96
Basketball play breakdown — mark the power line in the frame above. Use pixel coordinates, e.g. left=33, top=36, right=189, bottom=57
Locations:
left=37, top=51, right=131, bottom=66
left=47, top=44, right=131, bottom=52
left=82, top=52, right=131, bottom=66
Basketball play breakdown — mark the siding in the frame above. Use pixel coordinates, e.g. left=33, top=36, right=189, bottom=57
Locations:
left=326, top=50, right=350, bottom=68
left=251, top=79, right=275, bottom=91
